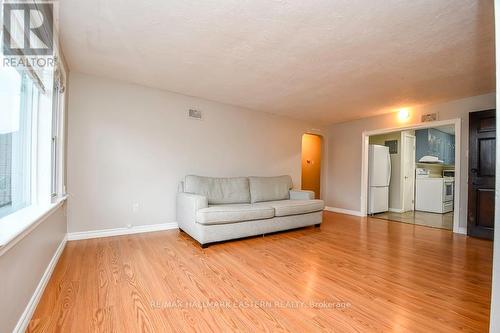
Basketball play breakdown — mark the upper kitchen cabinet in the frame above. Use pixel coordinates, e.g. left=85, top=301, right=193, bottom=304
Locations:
left=415, top=129, right=455, bottom=165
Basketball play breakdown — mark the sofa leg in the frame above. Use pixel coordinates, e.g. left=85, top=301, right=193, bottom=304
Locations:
left=201, top=243, right=209, bottom=249
left=315, top=223, right=321, bottom=228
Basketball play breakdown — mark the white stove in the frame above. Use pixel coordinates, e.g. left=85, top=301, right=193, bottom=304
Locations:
left=415, top=168, right=454, bottom=213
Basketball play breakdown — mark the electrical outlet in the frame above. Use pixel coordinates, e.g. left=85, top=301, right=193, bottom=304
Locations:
left=132, top=203, right=139, bottom=213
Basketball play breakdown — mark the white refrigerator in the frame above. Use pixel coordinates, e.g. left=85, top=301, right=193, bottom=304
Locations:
left=368, top=144, right=391, bottom=214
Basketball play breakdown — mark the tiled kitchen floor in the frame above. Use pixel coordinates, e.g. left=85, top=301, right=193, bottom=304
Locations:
left=372, top=210, right=454, bottom=230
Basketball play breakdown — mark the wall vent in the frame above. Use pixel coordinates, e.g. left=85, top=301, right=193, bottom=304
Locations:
left=188, top=109, right=202, bottom=120
left=421, top=113, right=438, bottom=122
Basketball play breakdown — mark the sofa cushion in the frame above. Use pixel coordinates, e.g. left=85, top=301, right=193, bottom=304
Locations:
left=256, top=199, right=324, bottom=217
left=196, top=204, right=275, bottom=225
left=184, top=175, right=250, bottom=204
left=248, top=175, right=293, bottom=203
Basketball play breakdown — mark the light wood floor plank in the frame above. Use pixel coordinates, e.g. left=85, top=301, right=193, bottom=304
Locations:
left=28, top=212, right=493, bottom=332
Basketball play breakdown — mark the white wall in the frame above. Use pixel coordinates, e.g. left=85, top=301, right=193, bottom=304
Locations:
left=67, top=72, right=324, bottom=233
left=0, top=205, right=67, bottom=332
left=326, top=93, right=495, bottom=229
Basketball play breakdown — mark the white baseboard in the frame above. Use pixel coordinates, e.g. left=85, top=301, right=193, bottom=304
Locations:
left=67, top=222, right=179, bottom=241
left=14, top=235, right=67, bottom=333
left=388, top=208, right=405, bottom=213
left=324, top=206, right=365, bottom=217
left=457, top=227, right=467, bottom=235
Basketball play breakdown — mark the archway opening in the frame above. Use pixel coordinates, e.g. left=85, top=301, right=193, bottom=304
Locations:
left=301, top=134, right=322, bottom=199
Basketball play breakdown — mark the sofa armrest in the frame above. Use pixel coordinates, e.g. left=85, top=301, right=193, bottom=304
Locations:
left=289, top=189, right=315, bottom=200
left=176, top=193, right=208, bottom=229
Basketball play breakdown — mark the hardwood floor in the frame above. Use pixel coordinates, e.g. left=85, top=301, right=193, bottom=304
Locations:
left=28, top=211, right=493, bottom=332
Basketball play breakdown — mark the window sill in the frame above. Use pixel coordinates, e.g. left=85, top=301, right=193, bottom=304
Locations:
left=0, top=195, right=67, bottom=256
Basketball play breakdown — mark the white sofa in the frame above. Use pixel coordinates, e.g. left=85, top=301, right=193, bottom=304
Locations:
left=176, top=175, right=325, bottom=247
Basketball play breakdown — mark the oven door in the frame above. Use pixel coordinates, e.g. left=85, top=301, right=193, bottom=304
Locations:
left=443, top=181, right=454, bottom=202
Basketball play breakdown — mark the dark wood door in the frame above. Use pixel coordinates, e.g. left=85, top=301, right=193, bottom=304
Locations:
left=468, top=109, right=496, bottom=240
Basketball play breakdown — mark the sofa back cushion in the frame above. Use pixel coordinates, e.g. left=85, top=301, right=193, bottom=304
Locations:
left=249, top=175, right=292, bottom=203
left=184, top=175, right=250, bottom=204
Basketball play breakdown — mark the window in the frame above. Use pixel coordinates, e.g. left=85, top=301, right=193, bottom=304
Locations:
left=0, top=4, right=67, bottom=240
left=0, top=55, right=67, bottom=222
left=0, top=67, right=40, bottom=219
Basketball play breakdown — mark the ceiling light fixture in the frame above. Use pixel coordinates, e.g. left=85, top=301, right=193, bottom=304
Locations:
left=397, top=108, right=410, bottom=122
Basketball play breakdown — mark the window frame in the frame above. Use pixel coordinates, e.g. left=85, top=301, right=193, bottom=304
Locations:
left=50, top=58, right=67, bottom=202
left=0, top=57, right=68, bottom=248
left=0, top=59, right=67, bottom=221
left=50, top=73, right=60, bottom=199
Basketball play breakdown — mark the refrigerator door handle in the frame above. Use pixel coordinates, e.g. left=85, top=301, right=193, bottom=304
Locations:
left=387, top=152, right=391, bottom=186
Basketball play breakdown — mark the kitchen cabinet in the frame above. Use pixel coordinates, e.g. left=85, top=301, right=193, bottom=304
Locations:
left=415, top=129, right=455, bottom=165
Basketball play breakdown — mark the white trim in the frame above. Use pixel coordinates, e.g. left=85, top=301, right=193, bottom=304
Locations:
left=457, top=227, right=467, bottom=235
left=360, top=118, right=462, bottom=234
left=361, top=134, right=370, bottom=216
left=67, top=222, right=179, bottom=241
left=0, top=196, right=67, bottom=256
left=401, top=132, right=416, bottom=212
left=362, top=119, right=461, bottom=137
left=13, top=234, right=67, bottom=333
left=324, top=206, right=364, bottom=217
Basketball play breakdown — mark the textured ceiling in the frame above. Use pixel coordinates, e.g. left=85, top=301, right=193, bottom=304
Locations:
left=60, top=0, right=495, bottom=125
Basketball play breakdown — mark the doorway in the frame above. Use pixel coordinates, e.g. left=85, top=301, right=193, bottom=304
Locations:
left=301, top=134, right=322, bottom=199
left=362, top=119, right=461, bottom=232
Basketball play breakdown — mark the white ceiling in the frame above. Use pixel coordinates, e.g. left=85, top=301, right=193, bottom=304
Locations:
left=59, top=0, right=495, bottom=125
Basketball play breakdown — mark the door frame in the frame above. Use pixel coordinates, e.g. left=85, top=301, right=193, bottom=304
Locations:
left=401, top=132, right=416, bottom=212
left=360, top=118, right=462, bottom=234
